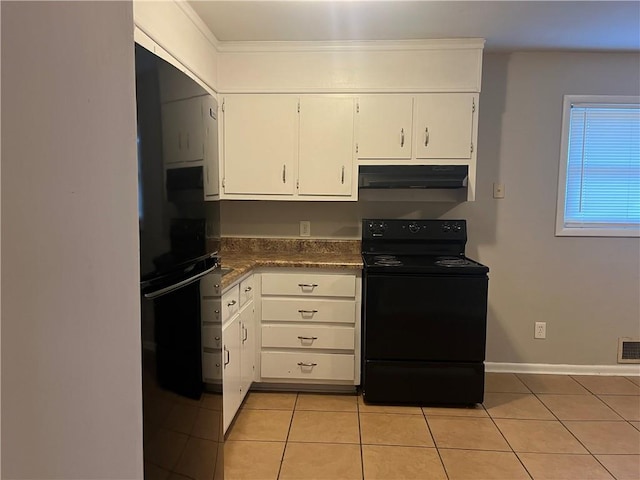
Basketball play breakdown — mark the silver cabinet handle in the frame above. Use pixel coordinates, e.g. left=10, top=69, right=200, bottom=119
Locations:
left=298, top=283, right=318, bottom=288
left=282, top=164, right=286, bottom=183
left=341, top=166, right=345, bottom=184
left=425, top=127, right=430, bottom=146
left=400, top=128, right=405, bottom=147
left=227, top=299, right=237, bottom=307
left=223, top=346, right=230, bottom=367
left=214, top=310, right=220, bottom=314
left=214, top=284, right=220, bottom=289
left=242, top=324, right=248, bottom=343
left=297, top=336, right=318, bottom=340
left=244, top=286, right=252, bottom=292
left=297, top=362, right=317, bottom=367
left=214, top=336, right=220, bottom=341
left=298, top=309, right=318, bottom=314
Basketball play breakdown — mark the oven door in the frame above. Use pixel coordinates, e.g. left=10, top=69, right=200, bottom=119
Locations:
left=363, top=273, right=488, bottom=362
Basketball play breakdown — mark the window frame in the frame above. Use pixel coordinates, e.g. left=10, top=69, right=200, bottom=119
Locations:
left=555, top=95, right=640, bottom=238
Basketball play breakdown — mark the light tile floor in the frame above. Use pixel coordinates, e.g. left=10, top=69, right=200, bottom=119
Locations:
left=225, top=374, right=640, bottom=480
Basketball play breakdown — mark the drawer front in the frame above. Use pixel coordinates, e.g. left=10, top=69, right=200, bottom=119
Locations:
left=261, top=352, right=355, bottom=381
left=202, top=324, right=222, bottom=349
left=262, top=273, right=356, bottom=297
left=262, top=325, right=355, bottom=350
left=201, top=298, right=221, bottom=324
left=222, top=286, right=239, bottom=323
left=262, top=298, right=356, bottom=324
left=239, top=275, right=254, bottom=307
left=202, top=352, right=222, bottom=381
left=201, top=273, right=222, bottom=297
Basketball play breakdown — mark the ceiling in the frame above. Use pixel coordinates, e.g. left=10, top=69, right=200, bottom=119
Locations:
left=188, top=1, right=640, bottom=52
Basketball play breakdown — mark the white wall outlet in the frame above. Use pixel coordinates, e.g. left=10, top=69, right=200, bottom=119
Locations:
left=535, top=322, right=547, bottom=339
left=300, top=221, right=311, bottom=237
left=493, top=182, right=505, bottom=199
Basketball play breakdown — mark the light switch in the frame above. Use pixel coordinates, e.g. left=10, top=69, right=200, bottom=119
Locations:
left=300, top=221, right=311, bottom=237
left=493, top=183, right=505, bottom=199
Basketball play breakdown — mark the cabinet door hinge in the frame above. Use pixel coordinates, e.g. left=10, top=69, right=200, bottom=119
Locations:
left=356, top=143, right=359, bottom=154
left=470, top=142, right=474, bottom=153
left=296, top=179, right=299, bottom=189
left=356, top=102, right=359, bottom=114
left=222, top=178, right=225, bottom=188
left=221, top=99, right=225, bottom=113
left=297, top=101, right=300, bottom=113
left=472, top=98, right=476, bottom=113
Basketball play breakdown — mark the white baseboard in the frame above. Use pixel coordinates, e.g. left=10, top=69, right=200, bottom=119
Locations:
left=486, top=362, right=640, bottom=376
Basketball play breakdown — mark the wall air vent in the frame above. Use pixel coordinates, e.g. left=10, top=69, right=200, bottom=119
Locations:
left=617, top=338, right=640, bottom=364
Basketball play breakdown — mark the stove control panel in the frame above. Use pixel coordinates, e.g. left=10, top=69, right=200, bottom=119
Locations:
left=367, top=221, right=388, bottom=237
left=363, top=219, right=467, bottom=240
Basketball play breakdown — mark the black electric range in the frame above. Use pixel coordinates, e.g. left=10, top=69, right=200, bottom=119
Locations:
left=361, top=219, right=489, bottom=406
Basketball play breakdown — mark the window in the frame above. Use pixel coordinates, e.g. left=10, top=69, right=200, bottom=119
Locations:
left=556, top=95, right=640, bottom=237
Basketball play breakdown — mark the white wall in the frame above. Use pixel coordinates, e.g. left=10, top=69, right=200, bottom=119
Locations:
left=221, top=51, right=640, bottom=367
left=1, top=2, right=142, bottom=478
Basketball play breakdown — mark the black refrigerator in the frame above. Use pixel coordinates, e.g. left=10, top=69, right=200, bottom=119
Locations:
left=135, top=44, right=224, bottom=479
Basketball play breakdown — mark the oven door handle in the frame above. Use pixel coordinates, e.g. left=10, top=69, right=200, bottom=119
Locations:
left=144, top=263, right=218, bottom=300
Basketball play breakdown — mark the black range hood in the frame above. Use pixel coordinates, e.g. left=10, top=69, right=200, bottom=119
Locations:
left=359, top=165, right=468, bottom=189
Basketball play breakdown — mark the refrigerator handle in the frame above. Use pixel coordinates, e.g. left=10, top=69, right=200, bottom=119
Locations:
left=144, top=263, right=219, bottom=300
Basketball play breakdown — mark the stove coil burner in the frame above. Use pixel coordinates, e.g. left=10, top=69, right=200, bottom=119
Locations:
left=372, top=255, right=403, bottom=266
left=435, top=257, right=474, bottom=267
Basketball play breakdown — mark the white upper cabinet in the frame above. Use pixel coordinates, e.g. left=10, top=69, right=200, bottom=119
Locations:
left=298, top=96, right=355, bottom=197
left=222, top=95, right=297, bottom=196
left=161, top=96, right=206, bottom=164
left=202, top=96, right=219, bottom=197
left=357, top=95, right=413, bottom=160
left=414, top=93, right=476, bottom=160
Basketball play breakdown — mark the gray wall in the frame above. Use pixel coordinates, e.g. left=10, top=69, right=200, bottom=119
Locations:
left=1, top=2, right=142, bottom=478
left=221, top=51, right=640, bottom=366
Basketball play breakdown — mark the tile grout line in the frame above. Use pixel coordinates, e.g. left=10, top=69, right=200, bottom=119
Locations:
left=275, top=392, right=298, bottom=480
left=422, top=408, right=451, bottom=480
left=357, top=393, right=365, bottom=480
left=483, top=381, right=536, bottom=480
left=525, top=379, right=622, bottom=479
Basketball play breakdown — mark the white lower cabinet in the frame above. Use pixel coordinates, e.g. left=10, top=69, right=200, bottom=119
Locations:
left=222, top=313, right=242, bottom=433
left=259, top=269, right=360, bottom=385
left=215, top=275, right=256, bottom=434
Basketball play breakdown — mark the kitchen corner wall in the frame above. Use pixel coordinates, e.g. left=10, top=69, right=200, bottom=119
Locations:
left=221, top=51, right=640, bottom=367
left=2, top=2, right=142, bottom=478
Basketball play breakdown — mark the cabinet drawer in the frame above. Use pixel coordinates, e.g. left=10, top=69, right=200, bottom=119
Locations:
left=202, top=324, right=222, bottom=349
left=261, top=352, right=355, bottom=381
left=222, top=286, right=239, bottom=323
left=201, top=273, right=222, bottom=297
left=202, top=352, right=222, bottom=381
left=239, top=275, right=254, bottom=307
left=262, top=325, right=354, bottom=350
left=201, top=298, right=221, bottom=324
left=262, top=273, right=356, bottom=297
left=262, top=298, right=355, bottom=324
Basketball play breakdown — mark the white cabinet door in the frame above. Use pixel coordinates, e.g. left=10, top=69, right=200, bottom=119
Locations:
left=239, top=302, right=255, bottom=396
left=357, top=95, right=413, bottom=160
left=202, top=96, right=219, bottom=197
left=298, top=96, right=355, bottom=197
left=222, top=95, right=297, bottom=195
left=222, top=315, right=242, bottom=433
left=414, top=93, right=475, bottom=160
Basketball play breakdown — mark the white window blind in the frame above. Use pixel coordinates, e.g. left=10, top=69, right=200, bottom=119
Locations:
left=557, top=96, right=640, bottom=236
